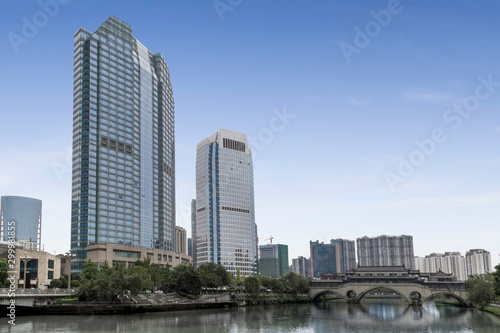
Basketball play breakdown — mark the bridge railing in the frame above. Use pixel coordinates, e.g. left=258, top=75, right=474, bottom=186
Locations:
left=0, top=288, right=76, bottom=295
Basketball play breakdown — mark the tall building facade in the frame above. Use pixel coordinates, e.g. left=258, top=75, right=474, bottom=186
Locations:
left=291, top=256, right=311, bottom=279
left=175, top=226, right=187, bottom=255
left=191, top=199, right=196, bottom=265
left=465, top=249, right=492, bottom=277
left=259, top=244, right=289, bottom=278
left=357, top=235, right=415, bottom=269
left=71, top=17, right=175, bottom=271
left=331, top=238, right=357, bottom=272
left=310, top=241, right=342, bottom=278
left=0, top=196, right=42, bottom=250
left=414, top=252, right=467, bottom=281
left=193, top=129, right=258, bottom=276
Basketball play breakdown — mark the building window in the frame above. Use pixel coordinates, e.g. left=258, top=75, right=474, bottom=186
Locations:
left=48, top=260, right=54, bottom=269
left=48, top=271, right=54, bottom=280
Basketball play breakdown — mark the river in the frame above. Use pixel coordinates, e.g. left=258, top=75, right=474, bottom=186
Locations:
left=1, top=300, right=500, bottom=332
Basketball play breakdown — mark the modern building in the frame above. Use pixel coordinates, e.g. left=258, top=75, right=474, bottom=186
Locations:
left=465, top=249, right=492, bottom=277
left=331, top=238, right=357, bottom=272
left=193, top=129, right=258, bottom=276
left=187, top=238, right=192, bottom=257
left=1, top=196, right=42, bottom=250
left=71, top=17, right=176, bottom=272
left=190, top=199, right=196, bottom=264
left=310, top=241, right=342, bottom=278
left=0, top=241, right=60, bottom=289
left=86, top=242, right=191, bottom=269
left=175, top=226, right=187, bottom=255
left=259, top=244, right=289, bottom=278
left=357, top=235, right=415, bottom=269
left=291, top=256, right=311, bottom=279
left=414, top=252, right=467, bottom=281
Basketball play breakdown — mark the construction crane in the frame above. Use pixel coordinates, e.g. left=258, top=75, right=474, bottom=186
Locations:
left=263, top=236, right=274, bottom=244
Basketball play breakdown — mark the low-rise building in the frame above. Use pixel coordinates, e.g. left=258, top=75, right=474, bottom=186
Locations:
left=0, top=241, right=60, bottom=289
left=86, top=242, right=192, bottom=269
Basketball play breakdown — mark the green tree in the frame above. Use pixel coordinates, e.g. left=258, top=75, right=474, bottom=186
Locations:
left=49, top=278, right=63, bottom=288
left=235, top=268, right=243, bottom=285
left=493, top=264, right=500, bottom=299
left=280, top=272, right=310, bottom=295
left=466, top=273, right=494, bottom=306
left=128, top=265, right=151, bottom=294
left=0, top=258, right=8, bottom=286
left=259, top=276, right=285, bottom=293
left=171, top=264, right=201, bottom=295
left=81, top=259, right=99, bottom=281
left=244, top=276, right=261, bottom=300
left=197, top=263, right=233, bottom=288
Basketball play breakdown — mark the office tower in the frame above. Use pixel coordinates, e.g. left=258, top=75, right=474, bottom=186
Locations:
left=193, top=129, right=257, bottom=276
left=310, top=241, right=342, bottom=278
left=259, top=244, right=289, bottom=278
left=331, top=238, right=357, bottom=271
left=414, top=252, right=467, bottom=281
left=356, top=235, right=415, bottom=269
left=187, top=238, right=192, bottom=257
left=0, top=196, right=42, bottom=250
left=465, top=249, right=492, bottom=277
left=191, top=199, right=196, bottom=265
left=71, top=17, right=175, bottom=272
left=175, top=226, right=187, bottom=255
left=291, top=256, right=311, bottom=279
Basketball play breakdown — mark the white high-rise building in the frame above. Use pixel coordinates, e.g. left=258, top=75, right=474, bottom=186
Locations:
left=465, top=249, right=492, bottom=277
left=193, top=129, right=258, bottom=276
left=357, top=235, right=415, bottom=269
left=414, top=252, right=467, bottom=281
left=71, top=17, right=176, bottom=272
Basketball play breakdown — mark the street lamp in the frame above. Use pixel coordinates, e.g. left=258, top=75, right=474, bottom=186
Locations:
left=20, top=252, right=32, bottom=290
left=64, top=252, right=76, bottom=289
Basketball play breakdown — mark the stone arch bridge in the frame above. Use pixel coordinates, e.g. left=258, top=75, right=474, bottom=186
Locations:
left=309, top=280, right=469, bottom=306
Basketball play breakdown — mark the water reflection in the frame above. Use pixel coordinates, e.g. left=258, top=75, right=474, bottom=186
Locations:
left=2, top=302, right=500, bottom=333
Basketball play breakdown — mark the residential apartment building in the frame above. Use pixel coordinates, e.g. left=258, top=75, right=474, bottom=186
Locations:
left=465, top=249, right=492, bottom=277
left=291, top=256, right=311, bottom=279
left=414, top=252, right=467, bottom=281
left=357, top=235, right=415, bottom=269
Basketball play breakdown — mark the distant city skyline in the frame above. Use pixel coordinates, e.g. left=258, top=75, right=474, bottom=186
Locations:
left=0, top=1, right=499, bottom=265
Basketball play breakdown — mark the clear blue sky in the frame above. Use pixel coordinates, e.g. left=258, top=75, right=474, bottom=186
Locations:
left=1, top=0, right=499, bottom=266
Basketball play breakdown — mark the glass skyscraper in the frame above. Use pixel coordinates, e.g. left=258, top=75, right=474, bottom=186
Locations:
left=193, top=129, right=258, bottom=276
left=1, top=196, right=42, bottom=250
left=71, top=17, right=175, bottom=271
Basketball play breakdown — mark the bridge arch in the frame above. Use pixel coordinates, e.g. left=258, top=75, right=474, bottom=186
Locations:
left=355, top=286, right=412, bottom=305
left=310, top=290, right=348, bottom=302
left=421, top=292, right=470, bottom=306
